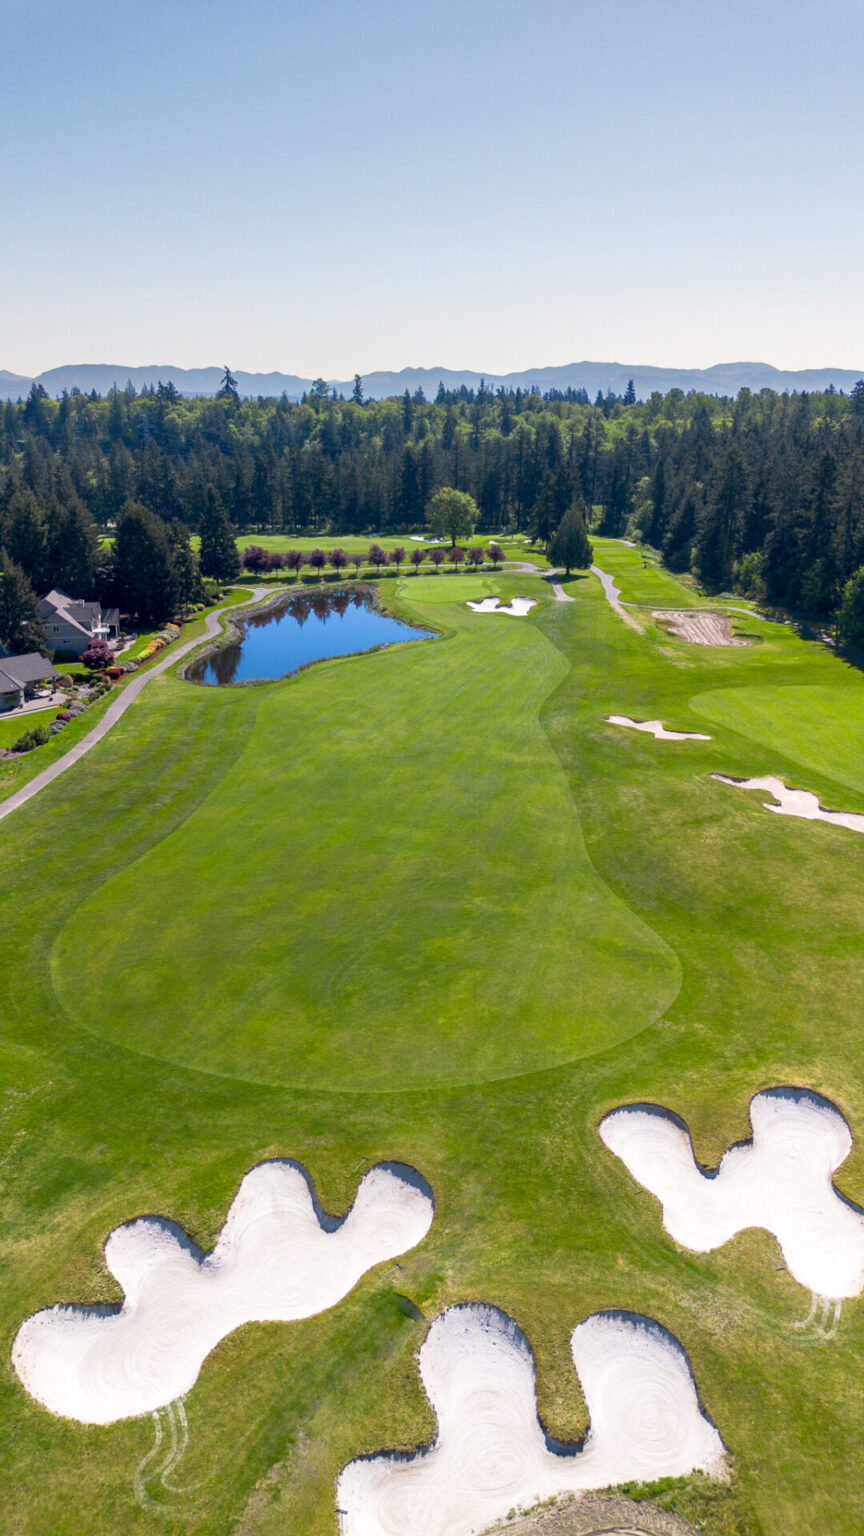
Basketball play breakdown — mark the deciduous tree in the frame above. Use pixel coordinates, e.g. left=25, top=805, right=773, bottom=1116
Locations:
left=427, top=487, right=478, bottom=547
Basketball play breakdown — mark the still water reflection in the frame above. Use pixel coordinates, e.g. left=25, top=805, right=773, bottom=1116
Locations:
left=188, top=587, right=433, bottom=685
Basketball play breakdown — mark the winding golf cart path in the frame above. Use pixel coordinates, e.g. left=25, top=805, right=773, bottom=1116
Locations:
left=590, top=564, right=643, bottom=630
left=0, top=588, right=267, bottom=825
left=503, top=559, right=575, bottom=602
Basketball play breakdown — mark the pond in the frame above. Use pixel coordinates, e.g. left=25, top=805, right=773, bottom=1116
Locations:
left=187, top=587, right=433, bottom=686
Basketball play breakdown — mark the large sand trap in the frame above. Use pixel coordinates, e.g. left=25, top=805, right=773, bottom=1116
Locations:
left=12, top=1160, right=433, bottom=1425
left=712, top=774, right=864, bottom=835
left=337, top=1304, right=724, bottom=1536
left=606, top=716, right=711, bottom=742
left=652, top=611, right=747, bottom=646
left=467, top=596, right=537, bottom=616
left=599, top=1089, right=864, bottom=1300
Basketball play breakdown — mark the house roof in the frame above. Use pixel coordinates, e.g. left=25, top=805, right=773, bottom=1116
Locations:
left=0, top=653, right=59, bottom=689
left=39, top=589, right=105, bottom=636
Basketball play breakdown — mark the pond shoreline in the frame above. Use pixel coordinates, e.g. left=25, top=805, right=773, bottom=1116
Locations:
left=182, top=581, right=435, bottom=687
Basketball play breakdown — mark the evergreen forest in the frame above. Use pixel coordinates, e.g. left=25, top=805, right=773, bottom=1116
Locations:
left=2, top=375, right=864, bottom=629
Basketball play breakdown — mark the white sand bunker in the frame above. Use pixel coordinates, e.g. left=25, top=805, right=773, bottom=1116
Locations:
left=606, top=716, right=711, bottom=742
left=600, top=1089, right=864, bottom=1300
left=337, top=1304, right=724, bottom=1536
left=467, top=596, right=536, bottom=616
left=712, top=774, right=864, bottom=835
left=12, top=1160, right=433, bottom=1425
left=653, top=611, right=747, bottom=646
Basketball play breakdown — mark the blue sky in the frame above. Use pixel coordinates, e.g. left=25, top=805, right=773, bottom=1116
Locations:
left=2, top=0, right=862, bottom=375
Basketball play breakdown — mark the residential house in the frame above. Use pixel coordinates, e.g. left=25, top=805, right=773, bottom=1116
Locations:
left=38, top=589, right=120, bottom=658
left=0, top=653, right=60, bottom=712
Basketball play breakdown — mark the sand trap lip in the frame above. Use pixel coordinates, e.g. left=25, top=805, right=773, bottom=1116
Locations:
left=651, top=611, right=748, bottom=646
left=606, top=716, right=711, bottom=742
left=466, top=597, right=537, bottom=617
left=12, top=1160, right=433, bottom=1425
left=712, top=774, right=864, bottom=835
left=336, top=1304, right=724, bottom=1536
left=599, top=1088, right=864, bottom=1300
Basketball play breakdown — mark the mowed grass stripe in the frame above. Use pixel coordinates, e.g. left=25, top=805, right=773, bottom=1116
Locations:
left=50, top=585, right=679, bottom=1089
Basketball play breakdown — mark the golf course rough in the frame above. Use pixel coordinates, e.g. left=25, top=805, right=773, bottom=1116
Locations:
left=12, top=1160, right=433, bottom=1424
left=599, top=1089, right=864, bottom=1300
left=337, top=1304, right=725, bottom=1536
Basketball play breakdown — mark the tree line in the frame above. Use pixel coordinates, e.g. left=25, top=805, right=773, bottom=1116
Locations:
left=1, top=375, right=864, bottom=636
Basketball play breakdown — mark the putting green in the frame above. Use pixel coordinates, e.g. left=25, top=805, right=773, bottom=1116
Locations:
left=51, top=598, right=679, bottom=1090
left=396, top=574, right=498, bottom=603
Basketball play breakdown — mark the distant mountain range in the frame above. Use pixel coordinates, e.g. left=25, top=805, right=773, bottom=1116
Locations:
left=2, top=359, right=862, bottom=402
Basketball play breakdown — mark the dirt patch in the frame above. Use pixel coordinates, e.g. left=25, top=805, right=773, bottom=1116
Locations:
left=651, top=611, right=748, bottom=646
left=481, top=1490, right=698, bottom=1535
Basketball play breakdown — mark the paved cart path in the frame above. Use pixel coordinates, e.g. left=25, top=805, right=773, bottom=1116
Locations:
left=590, top=564, right=643, bottom=631
left=0, top=589, right=266, bottom=825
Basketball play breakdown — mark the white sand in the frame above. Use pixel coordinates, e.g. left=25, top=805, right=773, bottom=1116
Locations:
left=606, top=716, right=711, bottom=742
left=599, top=1090, right=864, bottom=1300
left=712, top=774, right=864, bottom=835
left=337, top=1304, right=724, bottom=1536
left=652, top=611, right=748, bottom=646
left=12, top=1160, right=433, bottom=1425
left=467, top=597, right=537, bottom=617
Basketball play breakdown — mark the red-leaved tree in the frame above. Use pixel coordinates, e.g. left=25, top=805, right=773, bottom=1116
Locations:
left=82, top=637, right=114, bottom=670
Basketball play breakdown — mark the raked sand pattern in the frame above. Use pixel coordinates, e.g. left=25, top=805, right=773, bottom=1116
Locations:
left=652, top=611, right=747, bottom=646
left=712, top=774, right=864, bottom=835
left=606, top=716, right=711, bottom=742
left=599, top=1089, right=864, bottom=1300
left=466, top=596, right=537, bottom=616
left=12, top=1160, right=433, bottom=1425
left=337, top=1304, right=724, bottom=1536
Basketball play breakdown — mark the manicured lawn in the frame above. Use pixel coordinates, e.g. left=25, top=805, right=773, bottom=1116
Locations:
left=2, top=560, right=864, bottom=1534
left=0, top=707, right=64, bottom=749
left=0, top=589, right=254, bottom=805
left=591, top=537, right=712, bottom=607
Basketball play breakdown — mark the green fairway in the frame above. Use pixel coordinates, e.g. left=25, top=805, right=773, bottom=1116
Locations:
left=51, top=577, right=678, bottom=1090
left=3, top=560, right=864, bottom=1535
left=591, top=538, right=713, bottom=608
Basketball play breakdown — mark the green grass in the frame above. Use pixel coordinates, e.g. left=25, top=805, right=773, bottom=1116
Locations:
left=2, top=562, right=864, bottom=1533
left=0, top=707, right=64, bottom=749
left=591, top=537, right=712, bottom=607
left=0, top=589, right=253, bottom=805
